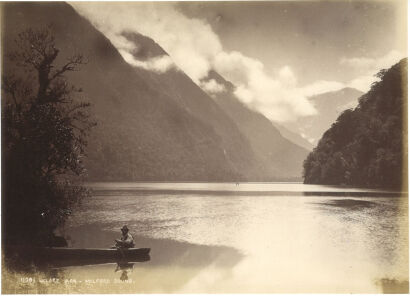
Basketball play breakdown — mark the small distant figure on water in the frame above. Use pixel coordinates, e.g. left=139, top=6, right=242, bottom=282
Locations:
left=115, top=225, right=134, bottom=248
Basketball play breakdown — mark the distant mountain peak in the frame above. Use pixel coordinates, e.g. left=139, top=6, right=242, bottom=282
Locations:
left=309, top=87, right=364, bottom=100
left=280, top=86, right=364, bottom=145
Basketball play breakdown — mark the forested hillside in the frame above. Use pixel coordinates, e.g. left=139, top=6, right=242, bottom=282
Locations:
left=303, top=59, right=408, bottom=189
left=283, top=87, right=363, bottom=145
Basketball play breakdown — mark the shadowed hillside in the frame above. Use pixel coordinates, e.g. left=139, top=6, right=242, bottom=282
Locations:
left=3, top=2, right=313, bottom=181
left=3, top=2, right=259, bottom=181
left=304, top=59, right=408, bottom=189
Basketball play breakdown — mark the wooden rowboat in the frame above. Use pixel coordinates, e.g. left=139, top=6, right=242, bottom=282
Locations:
left=45, top=247, right=150, bottom=258
left=43, top=247, right=150, bottom=260
left=45, top=247, right=151, bottom=266
left=9, top=246, right=151, bottom=267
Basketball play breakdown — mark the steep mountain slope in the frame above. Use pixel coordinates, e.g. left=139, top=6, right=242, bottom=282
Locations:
left=111, top=32, right=260, bottom=179
left=273, top=123, right=314, bottom=151
left=3, top=2, right=310, bottom=181
left=204, top=71, right=310, bottom=179
left=283, top=88, right=364, bottom=144
left=125, top=33, right=309, bottom=179
left=304, top=59, right=408, bottom=189
left=3, top=2, right=258, bottom=181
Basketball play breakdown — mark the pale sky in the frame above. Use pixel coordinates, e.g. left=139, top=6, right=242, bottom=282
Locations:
left=71, top=1, right=407, bottom=123
left=179, top=1, right=407, bottom=85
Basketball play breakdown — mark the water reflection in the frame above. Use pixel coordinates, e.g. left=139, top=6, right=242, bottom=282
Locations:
left=311, top=198, right=378, bottom=209
left=6, top=183, right=406, bottom=293
left=65, top=224, right=244, bottom=268
left=115, top=261, right=134, bottom=281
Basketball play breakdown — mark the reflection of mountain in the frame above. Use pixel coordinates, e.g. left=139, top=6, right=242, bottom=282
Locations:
left=283, top=88, right=364, bottom=145
left=3, top=2, right=307, bottom=181
left=304, top=59, right=407, bottom=189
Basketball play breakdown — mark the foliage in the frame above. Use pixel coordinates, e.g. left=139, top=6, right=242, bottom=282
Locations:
left=303, top=59, right=408, bottom=189
left=2, top=26, right=95, bottom=246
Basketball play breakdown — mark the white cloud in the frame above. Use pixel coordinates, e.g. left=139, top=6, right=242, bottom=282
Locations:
left=200, top=79, right=226, bottom=94
left=300, top=80, right=346, bottom=97
left=71, top=2, right=221, bottom=84
left=72, top=3, right=403, bottom=123
left=278, top=66, right=298, bottom=88
left=347, top=75, right=376, bottom=93
left=340, top=56, right=375, bottom=69
left=213, top=51, right=317, bottom=122
left=234, top=85, right=254, bottom=105
left=301, top=133, right=316, bottom=144
left=72, top=2, right=320, bottom=123
left=340, top=50, right=404, bottom=72
left=119, top=50, right=174, bottom=73
left=294, top=50, right=404, bottom=97
left=340, top=50, right=405, bottom=92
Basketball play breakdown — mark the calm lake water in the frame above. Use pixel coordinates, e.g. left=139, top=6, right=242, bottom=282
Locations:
left=25, top=183, right=410, bottom=293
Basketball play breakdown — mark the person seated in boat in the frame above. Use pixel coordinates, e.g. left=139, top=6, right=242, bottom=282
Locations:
left=115, top=225, right=134, bottom=248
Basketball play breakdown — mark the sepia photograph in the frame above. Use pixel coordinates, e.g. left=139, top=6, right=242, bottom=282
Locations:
left=1, top=0, right=408, bottom=293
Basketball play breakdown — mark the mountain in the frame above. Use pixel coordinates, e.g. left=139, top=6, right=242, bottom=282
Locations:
left=2, top=2, right=301, bottom=181
left=2, top=2, right=253, bottom=181
left=204, top=71, right=309, bottom=179
left=114, top=32, right=262, bottom=180
left=283, top=87, right=364, bottom=145
left=118, top=33, right=309, bottom=180
left=273, top=123, right=314, bottom=151
left=304, top=59, right=408, bottom=189
left=2, top=2, right=307, bottom=181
